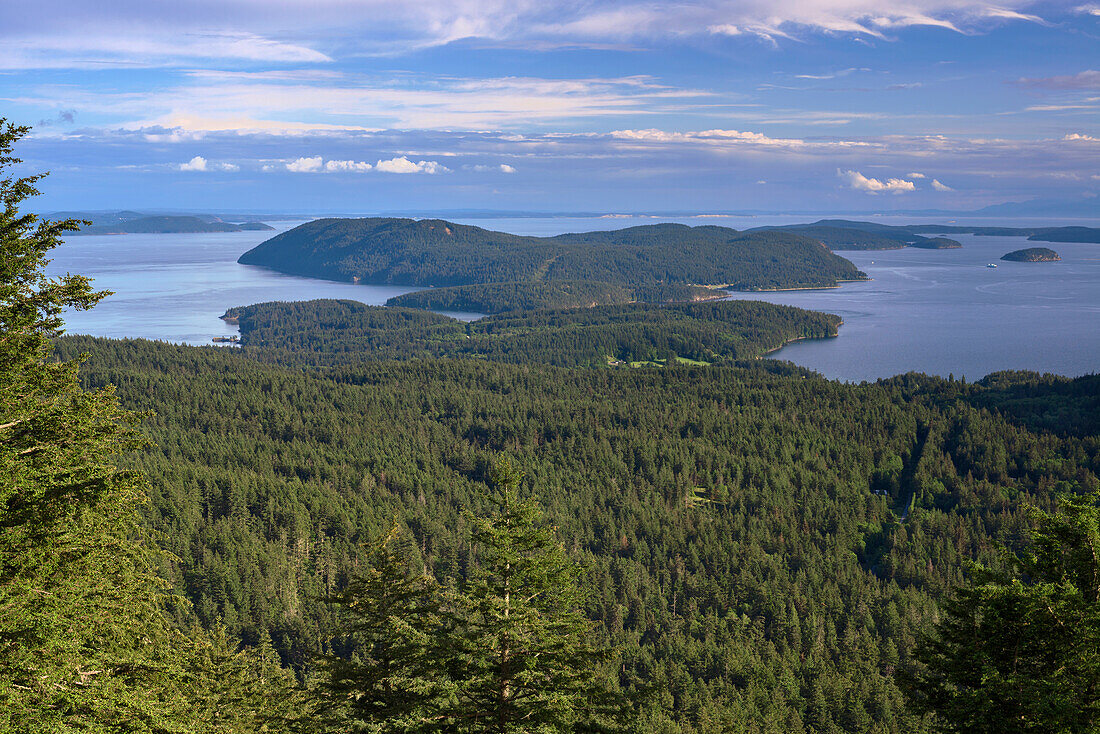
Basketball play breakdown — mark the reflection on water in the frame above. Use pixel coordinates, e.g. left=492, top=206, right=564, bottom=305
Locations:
left=46, top=218, right=1100, bottom=381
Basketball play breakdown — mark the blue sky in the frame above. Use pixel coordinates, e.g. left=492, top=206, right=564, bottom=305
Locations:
left=2, top=0, right=1097, bottom=214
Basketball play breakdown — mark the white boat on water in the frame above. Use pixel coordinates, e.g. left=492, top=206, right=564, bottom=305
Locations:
left=986, top=263, right=998, bottom=268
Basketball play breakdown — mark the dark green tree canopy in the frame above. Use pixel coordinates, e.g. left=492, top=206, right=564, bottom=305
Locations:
left=319, top=522, right=452, bottom=733
left=903, top=490, right=1100, bottom=733
left=444, top=461, right=625, bottom=734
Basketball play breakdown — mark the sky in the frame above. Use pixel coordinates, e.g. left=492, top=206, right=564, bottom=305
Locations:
left=2, top=0, right=1098, bottom=215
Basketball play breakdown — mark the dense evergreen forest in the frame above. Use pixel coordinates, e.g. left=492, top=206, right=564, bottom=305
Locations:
left=385, top=281, right=724, bottom=314
left=52, top=331, right=1100, bottom=731
left=237, top=218, right=866, bottom=291
left=222, top=298, right=841, bottom=367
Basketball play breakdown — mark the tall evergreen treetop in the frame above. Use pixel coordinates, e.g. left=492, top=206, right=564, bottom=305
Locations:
left=319, top=522, right=451, bottom=733
left=446, top=460, right=625, bottom=733
left=0, top=119, right=187, bottom=732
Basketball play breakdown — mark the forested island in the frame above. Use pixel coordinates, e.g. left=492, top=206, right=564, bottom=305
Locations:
left=237, top=217, right=867, bottom=291
left=1001, top=247, right=1061, bottom=262
left=71, top=215, right=275, bottom=235
left=221, top=298, right=840, bottom=366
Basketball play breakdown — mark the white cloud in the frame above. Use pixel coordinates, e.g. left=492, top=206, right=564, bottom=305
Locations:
left=375, top=156, right=449, bottom=174
left=931, top=178, right=953, bottom=191
left=179, top=155, right=207, bottom=171
left=906, top=171, right=927, bottom=178
left=178, top=155, right=237, bottom=172
left=838, top=169, right=917, bottom=194
left=1025, top=104, right=1098, bottom=111
left=324, top=159, right=373, bottom=172
left=981, top=7, right=1045, bottom=23
left=1064, top=133, right=1099, bottom=141
left=794, top=68, right=872, bottom=80
left=286, top=156, right=323, bottom=172
left=468, top=163, right=517, bottom=173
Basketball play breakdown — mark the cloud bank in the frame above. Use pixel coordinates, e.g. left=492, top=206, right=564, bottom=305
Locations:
left=283, top=155, right=447, bottom=174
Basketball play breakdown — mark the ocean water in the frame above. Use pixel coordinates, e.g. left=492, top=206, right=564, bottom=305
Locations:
left=46, top=222, right=426, bottom=346
left=45, top=216, right=1100, bottom=381
left=719, top=234, right=1100, bottom=382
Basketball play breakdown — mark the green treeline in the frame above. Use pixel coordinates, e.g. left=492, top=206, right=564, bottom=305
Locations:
left=384, top=280, right=725, bottom=314
left=221, top=298, right=841, bottom=367
left=53, top=330, right=1100, bottom=731
left=237, top=218, right=866, bottom=290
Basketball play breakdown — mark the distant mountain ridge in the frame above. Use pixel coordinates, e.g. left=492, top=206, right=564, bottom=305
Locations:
left=237, top=217, right=867, bottom=291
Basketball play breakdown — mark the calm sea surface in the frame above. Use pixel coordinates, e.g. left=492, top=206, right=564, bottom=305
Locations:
left=46, top=215, right=1100, bottom=382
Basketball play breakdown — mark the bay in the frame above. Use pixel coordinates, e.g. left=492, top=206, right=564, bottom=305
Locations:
left=46, top=222, right=425, bottom=346
left=45, top=215, right=1099, bottom=381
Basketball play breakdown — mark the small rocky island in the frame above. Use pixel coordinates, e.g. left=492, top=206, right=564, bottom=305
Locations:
left=1001, top=247, right=1061, bottom=262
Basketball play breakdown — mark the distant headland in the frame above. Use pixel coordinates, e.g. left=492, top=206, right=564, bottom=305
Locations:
left=69, top=215, right=275, bottom=235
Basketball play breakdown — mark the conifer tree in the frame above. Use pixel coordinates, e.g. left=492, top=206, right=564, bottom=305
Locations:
left=318, top=522, right=451, bottom=733
left=0, top=119, right=188, bottom=732
left=186, top=625, right=314, bottom=734
left=444, top=460, right=626, bottom=733
left=903, top=489, right=1100, bottom=732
